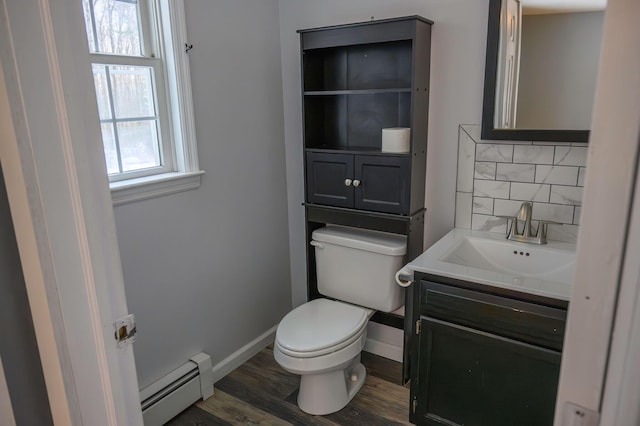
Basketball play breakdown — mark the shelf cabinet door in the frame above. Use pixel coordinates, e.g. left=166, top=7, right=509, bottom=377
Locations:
left=306, top=152, right=354, bottom=208
left=415, top=317, right=561, bottom=426
left=354, top=155, right=410, bottom=214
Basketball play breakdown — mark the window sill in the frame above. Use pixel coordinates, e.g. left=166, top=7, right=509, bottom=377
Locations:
left=110, top=170, right=205, bottom=206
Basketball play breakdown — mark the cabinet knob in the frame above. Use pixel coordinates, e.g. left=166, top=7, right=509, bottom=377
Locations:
left=352, top=179, right=361, bottom=187
left=344, top=179, right=352, bottom=187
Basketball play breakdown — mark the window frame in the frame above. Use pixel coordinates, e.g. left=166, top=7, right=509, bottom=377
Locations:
left=84, top=0, right=203, bottom=204
left=91, top=57, right=175, bottom=181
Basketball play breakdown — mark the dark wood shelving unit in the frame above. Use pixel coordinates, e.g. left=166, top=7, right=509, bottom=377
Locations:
left=298, top=16, right=432, bottom=382
left=304, top=88, right=412, bottom=95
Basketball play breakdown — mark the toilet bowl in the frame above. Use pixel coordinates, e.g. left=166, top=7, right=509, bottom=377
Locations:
left=274, top=298, right=374, bottom=415
left=274, top=225, right=407, bottom=415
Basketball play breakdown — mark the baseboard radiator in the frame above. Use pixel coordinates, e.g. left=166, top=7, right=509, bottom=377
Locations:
left=140, top=353, right=214, bottom=426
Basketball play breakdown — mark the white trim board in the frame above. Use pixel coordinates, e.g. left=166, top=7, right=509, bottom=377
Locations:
left=554, top=0, right=640, bottom=422
left=600, top=141, right=640, bottom=425
left=364, top=339, right=403, bottom=363
left=209, top=324, right=404, bottom=380
left=211, top=326, right=277, bottom=384
left=0, top=0, right=142, bottom=423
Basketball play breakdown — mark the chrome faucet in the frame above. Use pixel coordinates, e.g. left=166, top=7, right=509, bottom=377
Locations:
left=516, top=202, right=533, bottom=237
left=503, top=202, right=552, bottom=245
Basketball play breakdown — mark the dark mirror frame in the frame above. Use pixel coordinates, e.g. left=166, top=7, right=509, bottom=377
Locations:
left=481, top=0, right=590, bottom=143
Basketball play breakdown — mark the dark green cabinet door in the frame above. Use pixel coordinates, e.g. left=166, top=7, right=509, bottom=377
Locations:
left=306, top=152, right=354, bottom=208
left=306, top=152, right=410, bottom=214
left=354, top=155, right=410, bottom=214
left=416, top=317, right=561, bottom=426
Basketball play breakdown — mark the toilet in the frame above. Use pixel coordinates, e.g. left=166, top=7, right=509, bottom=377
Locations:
left=274, top=225, right=406, bottom=415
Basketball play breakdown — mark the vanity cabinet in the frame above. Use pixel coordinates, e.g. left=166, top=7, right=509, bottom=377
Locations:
left=410, top=277, right=567, bottom=425
left=299, top=16, right=433, bottom=382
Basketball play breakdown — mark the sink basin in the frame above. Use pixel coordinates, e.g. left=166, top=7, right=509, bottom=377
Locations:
left=440, top=235, right=575, bottom=284
left=404, top=228, right=576, bottom=300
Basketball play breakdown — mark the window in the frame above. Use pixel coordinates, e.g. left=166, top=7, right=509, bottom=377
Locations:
left=82, top=0, right=202, bottom=204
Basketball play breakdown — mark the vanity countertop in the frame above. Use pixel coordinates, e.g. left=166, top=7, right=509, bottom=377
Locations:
left=403, top=228, right=577, bottom=301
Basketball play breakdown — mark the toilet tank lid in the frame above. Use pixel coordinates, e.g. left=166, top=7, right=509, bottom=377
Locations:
left=312, top=225, right=406, bottom=256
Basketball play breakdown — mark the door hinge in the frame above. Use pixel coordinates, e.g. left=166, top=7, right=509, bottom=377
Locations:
left=416, top=319, right=421, bottom=335
left=412, top=397, right=418, bottom=414
left=114, top=314, right=137, bottom=348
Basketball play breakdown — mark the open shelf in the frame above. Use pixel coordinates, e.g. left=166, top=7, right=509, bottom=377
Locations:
left=304, top=88, right=412, bottom=96
left=303, top=40, right=413, bottom=92
left=305, top=147, right=411, bottom=156
left=304, top=92, right=411, bottom=150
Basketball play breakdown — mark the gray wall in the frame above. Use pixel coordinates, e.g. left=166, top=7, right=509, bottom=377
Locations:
left=517, top=11, right=604, bottom=129
left=114, top=0, right=496, bottom=385
left=0, top=167, right=53, bottom=425
left=113, top=0, right=291, bottom=388
left=279, top=0, right=490, bottom=307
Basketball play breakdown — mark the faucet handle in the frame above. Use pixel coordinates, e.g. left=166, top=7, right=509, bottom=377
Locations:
left=497, top=215, right=519, bottom=237
left=534, top=220, right=560, bottom=244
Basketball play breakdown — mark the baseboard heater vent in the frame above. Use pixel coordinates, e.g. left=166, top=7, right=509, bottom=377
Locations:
left=140, top=353, right=214, bottom=426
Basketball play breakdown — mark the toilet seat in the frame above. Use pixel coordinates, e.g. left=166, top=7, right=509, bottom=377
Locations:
left=276, top=298, right=373, bottom=358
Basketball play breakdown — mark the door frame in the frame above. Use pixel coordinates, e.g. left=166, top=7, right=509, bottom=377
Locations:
left=0, top=0, right=141, bottom=424
left=554, top=0, right=640, bottom=423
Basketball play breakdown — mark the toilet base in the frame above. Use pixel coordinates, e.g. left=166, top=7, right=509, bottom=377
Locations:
left=297, top=354, right=366, bottom=415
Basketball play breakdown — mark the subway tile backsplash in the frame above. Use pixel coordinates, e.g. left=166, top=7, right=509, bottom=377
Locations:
left=455, top=125, right=586, bottom=242
left=554, top=146, right=588, bottom=166
left=496, top=163, right=535, bottom=182
left=535, top=165, right=579, bottom=185
left=513, top=145, right=555, bottom=164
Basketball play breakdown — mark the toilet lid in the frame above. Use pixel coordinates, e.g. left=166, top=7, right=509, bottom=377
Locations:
left=276, top=298, right=371, bottom=355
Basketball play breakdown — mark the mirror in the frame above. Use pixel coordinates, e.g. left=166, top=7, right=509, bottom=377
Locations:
left=482, top=0, right=606, bottom=142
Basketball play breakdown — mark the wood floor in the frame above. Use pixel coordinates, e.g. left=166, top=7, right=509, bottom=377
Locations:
left=167, top=346, right=411, bottom=425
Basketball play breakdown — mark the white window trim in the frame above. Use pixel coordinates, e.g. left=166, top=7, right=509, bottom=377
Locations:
left=110, top=170, right=204, bottom=205
left=110, top=0, right=204, bottom=205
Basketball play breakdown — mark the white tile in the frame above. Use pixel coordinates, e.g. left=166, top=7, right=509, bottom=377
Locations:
left=547, top=224, right=580, bottom=243
left=532, top=203, right=575, bottom=224
left=472, top=214, right=508, bottom=234
left=535, top=165, right=579, bottom=185
left=496, top=163, right=535, bottom=182
left=474, top=180, right=510, bottom=199
left=482, top=138, right=532, bottom=146
left=574, top=207, right=582, bottom=225
left=550, top=186, right=584, bottom=206
left=460, top=124, right=481, bottom=143
left=457, top=127, right=476, bottom=192
left=473, top=197, right=494, bottom=215
left=494, top=199, right=527, bottom=217
left=475, top=162, right=496, bottom=180
left=513, top=145, right=554, bottom=164
left=578, top=167, right=587, bottom=187
left=455, top=192, right=472, bottom=229
left=510, top=183, right=550, bottom=202
left=554, top=146, right=588, bottom=167
left=476, top=144, right=513, bottom=163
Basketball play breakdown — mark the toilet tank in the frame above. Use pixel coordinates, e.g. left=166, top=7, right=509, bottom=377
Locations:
left=311, top=225, right=407, bottom=312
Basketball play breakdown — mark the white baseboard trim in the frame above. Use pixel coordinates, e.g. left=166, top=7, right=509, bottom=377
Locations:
left=210, top=325, right=277, bottom=384
left=364, top=338, right=403, bottom=363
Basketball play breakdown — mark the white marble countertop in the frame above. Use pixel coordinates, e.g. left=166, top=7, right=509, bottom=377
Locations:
left=401, top=228, right=576, bottom=301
